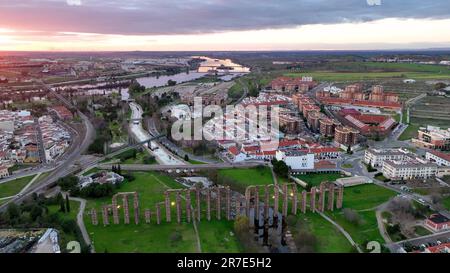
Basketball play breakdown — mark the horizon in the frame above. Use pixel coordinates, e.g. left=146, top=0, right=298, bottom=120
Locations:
left=1, top=1, right=450, bottom=51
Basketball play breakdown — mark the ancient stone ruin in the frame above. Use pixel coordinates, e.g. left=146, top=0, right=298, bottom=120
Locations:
left=90, top=182, right=344, bottom=227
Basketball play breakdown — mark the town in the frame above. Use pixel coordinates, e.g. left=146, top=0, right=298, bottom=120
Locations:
left=0, top=0, right=450, bottom=259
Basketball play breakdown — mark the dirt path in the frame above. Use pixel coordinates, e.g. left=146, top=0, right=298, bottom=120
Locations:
left=375, top=210, right=392, bottom=244
left=318, top=212, right=363, bottom=253
left=63, top=193, right=94, bottom=253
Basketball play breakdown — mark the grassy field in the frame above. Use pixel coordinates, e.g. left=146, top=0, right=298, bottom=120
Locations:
left=83, top=171, right=241, bottom=253
left=398, top=124, right=420, bottom=141
left=414, top=226, right=432, bottom=237
left=196, top=220, right=242, bottom=253
left=342, top=184, right=396, bottom=210
left=217, top=167, right=274, bottom=192
left=294, top=173, right=345, bottom=187
left=442, top=197, right=450, bottom=211
left=325, top=184, right=396, bottom=250
left=293, top=213, right=355, bottom=253
left=0, top=174, right=36, bottom=198
left=285, top=71, right=450, bottom=82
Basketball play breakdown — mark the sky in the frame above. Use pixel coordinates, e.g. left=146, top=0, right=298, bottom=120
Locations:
left=0, top=0, right=450, bottom=51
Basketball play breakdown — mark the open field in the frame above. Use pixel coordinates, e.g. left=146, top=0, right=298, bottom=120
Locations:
left=83, top=171, right=241, bottom=253
left=398, top=124, right=420, bottom=141
left=294, top=173, right=345, bottom=187
left=290, top=213, right=355, bottom=253
left=217, top=167, right=274, bottom=192
left=342, top=184, right=396, bottom=211
left=285, top=71, right=450, bottom=82
left=0, top=174, right=36, bottom=199
left=325, top=184, right=396, bottom=250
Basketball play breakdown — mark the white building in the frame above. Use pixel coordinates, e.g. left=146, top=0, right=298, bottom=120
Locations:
left=382, top=157, right=438, bottom=180
left=426, top=151, right=450, bottom=166
left=275, top=150, right=314, bottom=170
left=364, top=148, right=410, bottom=167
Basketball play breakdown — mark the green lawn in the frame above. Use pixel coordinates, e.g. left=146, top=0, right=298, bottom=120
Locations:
left=442, top=196, right=450, bottom=211
left=414, top=226, right=432, bottom=237
left=326, top=210, right=384, bottom=250
left=295, top=173, right=345, bottom=187
left=217, top=167, right=274, bottom=192
left=342, top=184, right=396, bottom=211
left=324, top=184, right=396, bottom=250
left=83, top=171, right=200, bottom=253
left=196, top=220, right=243, bottom=253
left=294, top=213, right=355, bottom=253
left=342, top=164, right=353, bottom=169
left=398, top=124, right=420, bottom=141
left=0, top=174, right=36, bottom=198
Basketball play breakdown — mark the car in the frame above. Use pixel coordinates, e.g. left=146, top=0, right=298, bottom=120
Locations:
left=418, top=198, right=426, bottom=204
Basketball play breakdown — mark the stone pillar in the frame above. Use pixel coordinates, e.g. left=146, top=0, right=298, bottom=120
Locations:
left=186, top=190, right=191, bottom=223
left=102, top=206, right=109, bottom=226
left=254, top=186, right=260, bottom=220
left=319, top=183, right=325, bottom=213
left=292, top=185, right=298, bottom=215
left=226, top=187, right=231, bottom=220
left=144, top=209, right=151, bottom=224
left=328, top=183, right=335, bottom=211
left=91, top=208, right=98, bottom=225
left=112, top=196, right=119, bottom=224
left=216, top=187, right=221, bottom=220
left=123, top=195, right=130, bottom=224
left=165, top=191, right=171, bottom=222
left=337, top=186, right=344, bottom=209
left=206, top=188, right=211, bottom=221
left=196, top=187, right=201, bottom=221
left=301, top=191, right=307, bottom=214
left=282, top=184, right=288, bottom=217
left=236, top=199, right=241, bottom=217
left=274, top=185, right=279, bottom=215
left=263, top=186, right=269, bottom=219
left=156, top=203, right=161, bottom=225
left=176, top=191, right=181, bottom=224
left=310, top=187, right=317, bottom=213
left=245, top=187, right=252, bottom=218
left=134, top=192, right=139, bottom=225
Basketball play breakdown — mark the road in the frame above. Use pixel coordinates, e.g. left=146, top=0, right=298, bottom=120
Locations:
left=97, top=162, right=264, bottom=172
left=129, top=102, right=185, bottom=165
left=0, top=83, right=95, bottom=212
left=386, top=229, right=450, bottom=253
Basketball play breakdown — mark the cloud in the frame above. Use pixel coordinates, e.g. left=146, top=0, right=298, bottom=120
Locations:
left=0, top=0, right=449, bottom=35
left=66, top=0, right=82, bottom=6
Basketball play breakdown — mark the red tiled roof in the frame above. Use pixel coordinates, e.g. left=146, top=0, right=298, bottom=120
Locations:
left=228, top=146, right=240, bottom=156
left=430, top=150, right=450, bottom=162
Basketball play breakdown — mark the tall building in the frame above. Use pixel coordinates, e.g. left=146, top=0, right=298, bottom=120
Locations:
left=334, top=126, right=359, bottom=147
left=319, top=118, right=340, bottom=137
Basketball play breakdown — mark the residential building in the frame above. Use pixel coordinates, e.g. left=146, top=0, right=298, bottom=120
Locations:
left=334, top=126, right=359, bottom=147
left=382, top=157, right=438, bottom=180
left=412, top=126, right=450, bottom=150
left=425, top=214, right=450, bottom=232
left=0, top=166, right=9, bottom=178
left=426, top=150, right=450, bottom=166
left=364, top=148, right=410, bottom=167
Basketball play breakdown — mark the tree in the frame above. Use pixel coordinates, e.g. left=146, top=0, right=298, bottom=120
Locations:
left=184, top=154, right=189, bottom=162
left=59, top=194, right=66, bottom=213
left=117, top=164, right=122, bottom=175
left=7, top=203, right=20, bottom=222
left=65, top=195, right=71, bottom=213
